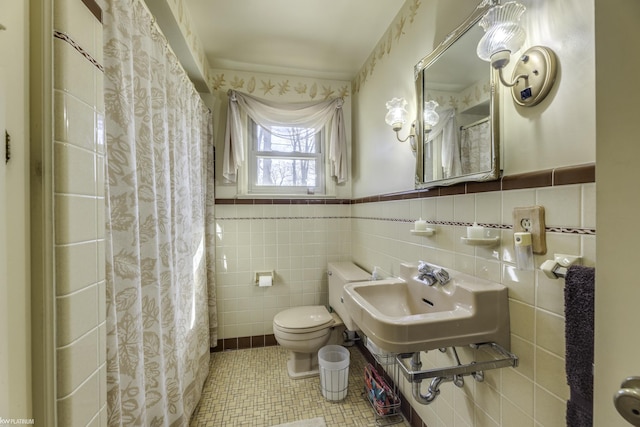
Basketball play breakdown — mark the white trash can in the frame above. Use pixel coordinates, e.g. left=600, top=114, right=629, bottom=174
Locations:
left=318, top=345, right=350, bottom=401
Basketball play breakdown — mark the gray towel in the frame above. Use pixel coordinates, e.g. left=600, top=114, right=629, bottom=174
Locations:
left=564, top=265, right=595, bottom=427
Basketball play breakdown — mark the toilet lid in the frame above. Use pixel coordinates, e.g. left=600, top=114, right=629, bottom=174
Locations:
left=273, top=306, right=334, bottom=331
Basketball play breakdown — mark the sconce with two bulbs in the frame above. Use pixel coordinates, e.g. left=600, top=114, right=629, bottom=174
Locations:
left=385, top=97, right=439, bottom=151
left=476, top=1, right=557, bottom=107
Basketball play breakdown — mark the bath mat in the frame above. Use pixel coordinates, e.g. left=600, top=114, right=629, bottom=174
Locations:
left=270, top=417, right=326, bottom=427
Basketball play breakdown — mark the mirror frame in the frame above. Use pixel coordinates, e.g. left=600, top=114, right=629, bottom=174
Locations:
left=414, top=0, right=501, bottom=189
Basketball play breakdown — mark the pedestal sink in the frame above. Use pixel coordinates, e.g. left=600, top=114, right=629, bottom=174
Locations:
left=343, top=262, right=510, bottom=353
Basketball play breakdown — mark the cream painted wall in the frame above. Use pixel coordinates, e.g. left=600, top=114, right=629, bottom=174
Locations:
left=352, top=0, right=595, bottom=198
left=0, top=0, right=32, bottom=420
left=0, top=67, right=8, bottom=416
left=593, top=0, right=640, bottom=424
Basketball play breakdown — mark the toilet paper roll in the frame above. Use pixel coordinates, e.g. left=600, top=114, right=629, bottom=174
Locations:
left=258, top=275, right=273, bottom=287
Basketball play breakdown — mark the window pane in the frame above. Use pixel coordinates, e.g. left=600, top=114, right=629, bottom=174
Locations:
left=256, top=125, right=319, bottom=154
left=255, top=158, right=317, bottom=187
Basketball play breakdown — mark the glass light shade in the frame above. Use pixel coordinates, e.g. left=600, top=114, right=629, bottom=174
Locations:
left=477, top=2, right=526, bottom=67
left=385, top=97, right=408, bottom=130
left=423, top=100, right=439, bottom=127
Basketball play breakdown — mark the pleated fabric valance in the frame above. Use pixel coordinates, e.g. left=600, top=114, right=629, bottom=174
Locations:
left=223, top=89, right=348, bottom=184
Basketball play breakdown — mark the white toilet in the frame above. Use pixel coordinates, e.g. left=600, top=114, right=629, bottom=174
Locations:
left=272, top=262, right=371, bottom=379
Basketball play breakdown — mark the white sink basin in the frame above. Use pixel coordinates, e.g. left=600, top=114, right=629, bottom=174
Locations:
left=343, top=263, right=510, bottom=353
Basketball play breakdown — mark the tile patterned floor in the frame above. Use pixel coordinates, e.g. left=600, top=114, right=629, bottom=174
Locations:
left=190, top=345, right=409, bottom=427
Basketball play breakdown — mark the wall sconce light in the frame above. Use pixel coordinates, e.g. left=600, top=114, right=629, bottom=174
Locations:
left=385, top=97, right=415, bottom=148
left=476, top=1, right=557, bottom=107
left=423, top=100, right=439, bottom=133
left=386, top=98, right=441, bottom=151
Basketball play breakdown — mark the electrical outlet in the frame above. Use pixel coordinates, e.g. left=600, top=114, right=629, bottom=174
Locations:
left=520, top=217, right=533, bottom=231
left=513, top=206, right=547, bottom=254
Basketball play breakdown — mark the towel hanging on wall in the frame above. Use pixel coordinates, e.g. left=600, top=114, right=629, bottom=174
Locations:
left=564, top=264, right=595, bottom=427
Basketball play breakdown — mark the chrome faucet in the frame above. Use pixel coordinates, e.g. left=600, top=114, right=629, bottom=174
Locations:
left=417, top=261, right=450, bottom=286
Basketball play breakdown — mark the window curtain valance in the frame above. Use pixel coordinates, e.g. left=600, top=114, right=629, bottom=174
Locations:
left=223, top=89, right=348, bottom=184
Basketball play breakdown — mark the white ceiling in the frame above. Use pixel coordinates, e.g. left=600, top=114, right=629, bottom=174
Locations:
left=183, top=0, right=406, bottom=81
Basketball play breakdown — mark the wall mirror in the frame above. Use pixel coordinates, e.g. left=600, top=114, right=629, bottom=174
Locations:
left=415, top=1, right=501, bottom=189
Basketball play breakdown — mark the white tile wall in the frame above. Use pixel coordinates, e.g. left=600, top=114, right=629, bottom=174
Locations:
left=215, top=203, right=352, bottom=339
left=53, top=0, right=106, bottom=425
left=350, top=183, right=596, bottom=427
left=215, top=181, right=595, bottom=427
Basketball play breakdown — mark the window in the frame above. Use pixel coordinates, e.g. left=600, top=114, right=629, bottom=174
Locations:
left=223, top=90, right=347, bottom=193
left=248, top=120, right=325, bottom=195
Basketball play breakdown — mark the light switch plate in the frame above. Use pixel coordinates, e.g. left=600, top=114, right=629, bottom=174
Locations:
left=513, top=206, right=547, bottom=254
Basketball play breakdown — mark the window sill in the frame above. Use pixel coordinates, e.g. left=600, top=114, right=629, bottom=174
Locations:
left=235, top=194, right=336, bottom=200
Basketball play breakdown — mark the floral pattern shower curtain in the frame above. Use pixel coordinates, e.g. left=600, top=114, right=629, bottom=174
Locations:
left=102, top=0, right=215, bottom=424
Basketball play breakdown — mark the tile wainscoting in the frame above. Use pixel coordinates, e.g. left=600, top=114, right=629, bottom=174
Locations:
left=214, top=163, right=595, bottom=426
left=213, top=162, right=595, bottom=346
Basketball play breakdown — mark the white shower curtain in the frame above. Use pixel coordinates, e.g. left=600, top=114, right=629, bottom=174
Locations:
left=460, top=118, right=491, bottom=174
left=425, top=108, right=460, bottom=179
left=102, top=0, right=214, bottom=424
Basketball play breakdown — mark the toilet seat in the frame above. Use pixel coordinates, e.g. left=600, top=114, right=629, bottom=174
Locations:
left=273, top=326, right=331, bottom=342
left=273, top=305, right=334, bottom=334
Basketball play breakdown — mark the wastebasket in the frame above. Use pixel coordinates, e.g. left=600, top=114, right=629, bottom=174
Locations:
left=318, top=345, right=350, bottom=401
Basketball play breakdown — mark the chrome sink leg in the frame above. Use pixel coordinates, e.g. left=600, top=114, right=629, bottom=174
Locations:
left=451, top=347, right=464, bottom=387
left=410, top=352, right=422, bottom=370
left=396, top=343, right=518, bottom=406
left=453, top=374, right=465, bottom=388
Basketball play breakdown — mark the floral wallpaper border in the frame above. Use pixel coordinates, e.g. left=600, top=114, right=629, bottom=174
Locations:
left=352, top=0, right=422, bottom=94
left=164, top=0, right=213, bottom=91
left=209, top=69, right=351, bottom=101
left=427, top=79, right=491, bottom=113
left=161, top=0, right=354, bottom=99
left=161, top=0, right=422, bottom=97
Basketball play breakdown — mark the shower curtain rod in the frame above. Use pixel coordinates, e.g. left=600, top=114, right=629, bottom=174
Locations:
left=460, top=116, right=490, bottom=131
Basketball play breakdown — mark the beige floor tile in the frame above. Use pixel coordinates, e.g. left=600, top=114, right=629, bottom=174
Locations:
left=190, top=346, right=409, bottom=427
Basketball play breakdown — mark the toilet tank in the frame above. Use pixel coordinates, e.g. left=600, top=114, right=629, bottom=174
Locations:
left=327, top=262, right=371, bottom=331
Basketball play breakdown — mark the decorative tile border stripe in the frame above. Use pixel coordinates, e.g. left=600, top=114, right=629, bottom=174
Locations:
left=215, top=198, right=351, bottom=205
left=53, top=30, right=104, bottom=72
left=216, top=216, right=351, bottom=221
left=212, top=334, right=278, bottom=352
left=215, top=165, right=596, bottom=234
left=81, top=0, right=102, bottom=23
left=352, top=163, right=595, bottom=204
left=352, top=217, right=596, bottom=235
left=214, top=214, right=596, bottom=235
left=547, top=226, right=597, bottom=235
left=215, top=164, right=595, bottom=207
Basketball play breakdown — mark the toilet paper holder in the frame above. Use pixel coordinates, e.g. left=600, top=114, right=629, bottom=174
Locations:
left=255, top=271, right=274, bottom=286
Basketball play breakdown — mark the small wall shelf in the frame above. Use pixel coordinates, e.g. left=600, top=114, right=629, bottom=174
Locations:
left=410, top=228, right=436, bottom=236
left=460, top=236, right=499, bottom=246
